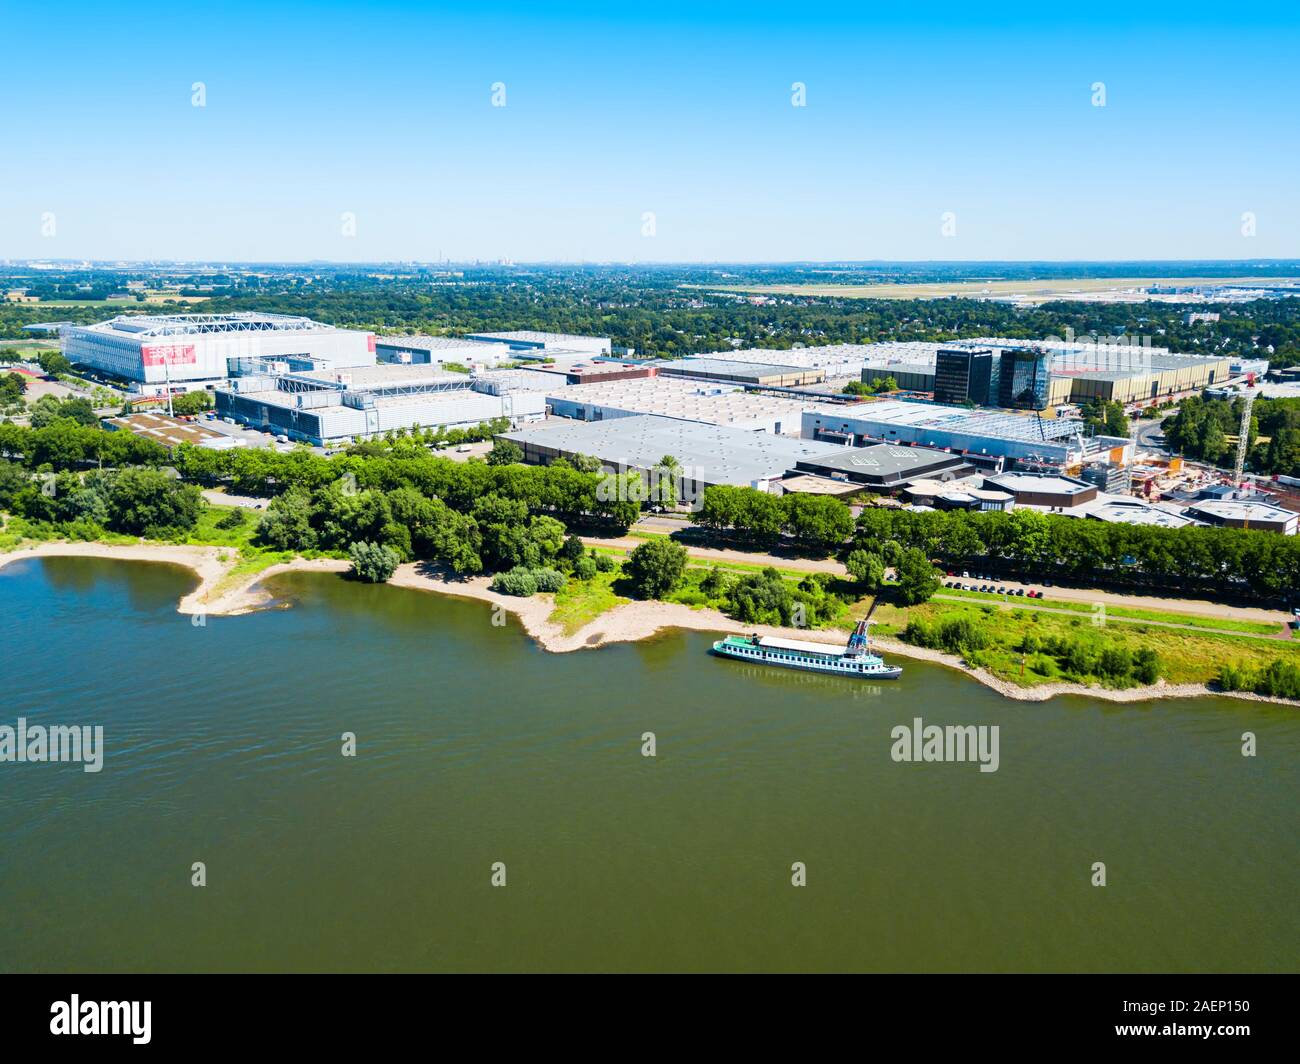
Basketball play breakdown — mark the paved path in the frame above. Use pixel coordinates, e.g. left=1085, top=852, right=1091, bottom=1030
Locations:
left=201, top=489, right=271, bottom=510
left=581, top=534, right=847, bottom=576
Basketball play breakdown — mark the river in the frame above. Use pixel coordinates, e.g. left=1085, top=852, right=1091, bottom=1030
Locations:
left=1, top=556, right=1295, bottom=972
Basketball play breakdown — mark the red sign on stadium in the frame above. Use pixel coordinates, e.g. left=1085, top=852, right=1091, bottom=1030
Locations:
left=141, top=344, right=197, bottom=367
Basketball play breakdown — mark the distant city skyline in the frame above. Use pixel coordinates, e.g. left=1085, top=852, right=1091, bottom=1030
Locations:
left=3, top=1, right=1297, bottom=263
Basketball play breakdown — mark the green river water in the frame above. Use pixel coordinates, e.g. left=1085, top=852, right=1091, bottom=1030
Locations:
left=1, top=556, right=1295, bottom=972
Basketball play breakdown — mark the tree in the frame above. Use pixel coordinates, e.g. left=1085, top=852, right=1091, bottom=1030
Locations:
left=845, top=548, right=885, bottom=589
left=104, top=467, right=203, bottom=535
left=170, top=391, right=213, bottom=416
left=0, top=372, right=27, bottom=404
left=624, top=538, right=687, bottom=598
left=349, top=540, right=400, bottom=583
left=893, top=547, right=942, bottom=605
left=37, top=351, right=73, bottom=377
left=487, top=439, right=524, bottom=466
left=256, top=487, right=318, bottom=551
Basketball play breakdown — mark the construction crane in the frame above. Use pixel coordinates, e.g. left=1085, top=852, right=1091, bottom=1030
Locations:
left=1233, top=389, right=1257, bottom=483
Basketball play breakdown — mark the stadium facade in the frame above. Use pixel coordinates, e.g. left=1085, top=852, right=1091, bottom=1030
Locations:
left=62, top=312, right=375, bottom=391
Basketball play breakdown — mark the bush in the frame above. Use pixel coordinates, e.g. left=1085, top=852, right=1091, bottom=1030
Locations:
left=573, top=554, right=598, bottom=580
left=348, top=540, right=400, bottom=583
left=215, top=507, right=246, bottom=530
left=593, top=552, right=617, bottom=573
left=490, top=568, right=539, bottom=597
left=530, top=567, right=568, bottom=593
left=1223, top=658, right=1300, bottom=699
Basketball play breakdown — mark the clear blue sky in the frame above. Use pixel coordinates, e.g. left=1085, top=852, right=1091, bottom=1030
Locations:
left=2, top=1, right=1297, bottom=263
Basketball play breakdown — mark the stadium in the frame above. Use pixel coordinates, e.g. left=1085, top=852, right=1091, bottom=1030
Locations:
left=61, top=312, right=376, bottom=392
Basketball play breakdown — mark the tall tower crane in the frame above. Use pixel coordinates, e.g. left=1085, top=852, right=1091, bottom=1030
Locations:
left=1233, top=389, right=1257, bottom=484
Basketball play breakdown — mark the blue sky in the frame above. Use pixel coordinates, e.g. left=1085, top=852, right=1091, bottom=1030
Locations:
left=2, top=1, right=1297, bottom=262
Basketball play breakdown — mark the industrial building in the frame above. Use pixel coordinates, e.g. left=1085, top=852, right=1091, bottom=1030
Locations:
left=62, top=312, right=375, bottom=393
left=984, top=472, right=1099, bottom=509
left=214, top=362, right=544, bottom=446
left=655, top=357, right=826, bottom=387
left=546, top=377, right=834, bottom=434
left=859, top=363, right=937, bottom=392
left=803, top=400, right=1132, bottom=471
left=498, top=414, right=847, bottom=496
left=790, top=443, right=973, bottom=490
left=901, top=480, right=1015, bottom=512
left=858, top=339, right=1232, bottom=409
left=463, top=330, right=612, bottom=355
left=375, top=335, right=517, bottom=369
left=1183, top=498, right=1298, bottom=535
left=701, top=344, right=882, bottom=378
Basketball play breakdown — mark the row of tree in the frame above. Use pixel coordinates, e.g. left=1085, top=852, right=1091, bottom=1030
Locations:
left=696, top=485, right=854, bottom=552
left=852, top=505, right=1300, bottom=602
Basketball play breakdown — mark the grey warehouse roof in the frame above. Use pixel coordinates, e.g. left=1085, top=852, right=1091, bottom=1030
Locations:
left=795, top=443, right=967, bottom=483
left=500, top=414, right=847, bottom=487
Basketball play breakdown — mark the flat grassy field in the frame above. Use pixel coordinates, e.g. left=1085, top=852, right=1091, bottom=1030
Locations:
left=870, top=598, right=1300, bottom=688
left=933, top=587, right=1282, bottom=636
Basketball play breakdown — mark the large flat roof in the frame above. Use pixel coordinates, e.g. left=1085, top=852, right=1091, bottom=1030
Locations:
left=71, top=312, right=346, bottom=339
left=824, top=399, right=1082, bottom=442
left=291, top=364, right=470, bottom=388
left=550, top=376, right=837, bottom=430
left=797, top=442, right=966, bottom=480
left=501, top=414, right=846, bottom=486
left=657, top=357, right=822, bottom=379
left=375, top=335, right=511, bottom=352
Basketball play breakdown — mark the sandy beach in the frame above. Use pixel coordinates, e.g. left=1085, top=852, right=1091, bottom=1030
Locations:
left=2, top=540, right=1296, bottom=708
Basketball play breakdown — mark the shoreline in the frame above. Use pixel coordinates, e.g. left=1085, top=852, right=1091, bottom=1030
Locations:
left=2, top=539, right=1297, bottom=709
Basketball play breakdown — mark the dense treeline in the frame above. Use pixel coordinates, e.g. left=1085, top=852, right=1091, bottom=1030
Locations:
left=697, top=484, right=854, bottom=552
left=1162, top=394, right=1300, bottom=476
left=853, top=505, right=1300, bottom=603
left=0, top=463, right=203, bottom=539
left=0, top=421, right=169, bottom=469
left=172, top=437, right=642, bottom=575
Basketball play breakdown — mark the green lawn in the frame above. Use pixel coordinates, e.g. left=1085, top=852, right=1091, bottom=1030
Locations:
left=548, top=571, right=629, bottom=635
left=934, top=586, right=1280, bottom=635
left=871, top=598, right=1300, bottom=689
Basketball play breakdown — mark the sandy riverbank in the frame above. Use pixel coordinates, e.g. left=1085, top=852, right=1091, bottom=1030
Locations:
left=3, top=540, right=1297, bottom=708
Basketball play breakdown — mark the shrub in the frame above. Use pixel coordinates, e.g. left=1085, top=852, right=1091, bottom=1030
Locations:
left=490, top=568, right=538, bottom=597
left=573, top=554, right=598, bottom=581
left=529, top=567, right=568, bottom=593
left=348, top=540, right=400, bottom=583
left=593, top=552, right=617, bottom=573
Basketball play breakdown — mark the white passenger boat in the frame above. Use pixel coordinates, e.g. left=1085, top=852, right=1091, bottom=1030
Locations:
left=711, top=618, right=901, bottom=679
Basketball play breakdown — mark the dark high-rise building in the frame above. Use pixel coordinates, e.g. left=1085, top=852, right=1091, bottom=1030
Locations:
left=934, top=347, right=997, bottom=405
left=997, top=347, right=1052, bottom=410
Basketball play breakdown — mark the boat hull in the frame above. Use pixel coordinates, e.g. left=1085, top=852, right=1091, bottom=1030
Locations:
left=711, top=640, right=902, bottom=680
